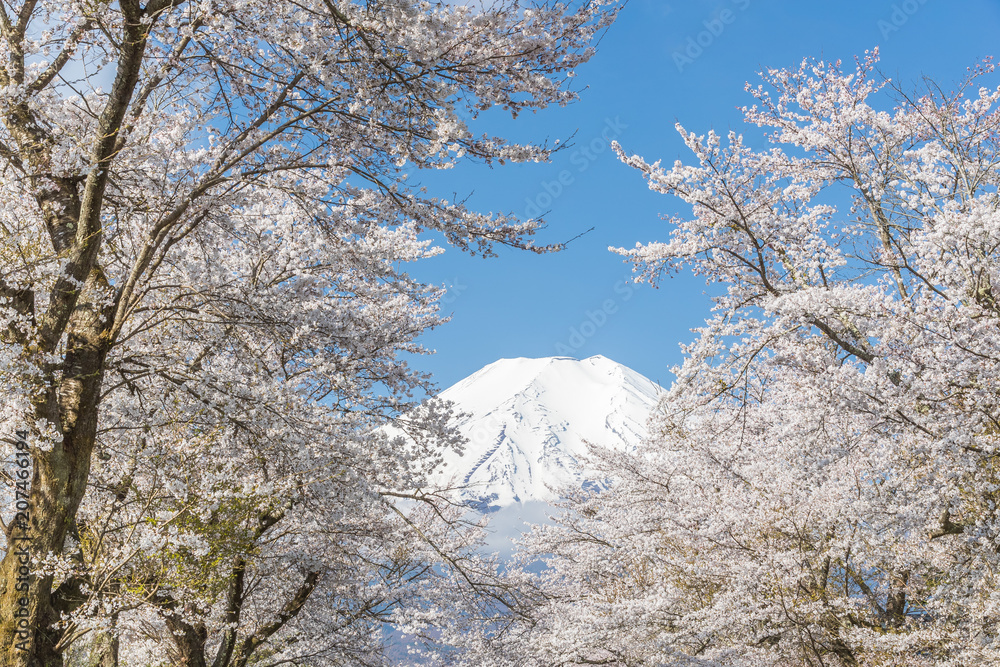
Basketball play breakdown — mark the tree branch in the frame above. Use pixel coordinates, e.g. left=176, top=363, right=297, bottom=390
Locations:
left=230, top=571, right=320, bottom=667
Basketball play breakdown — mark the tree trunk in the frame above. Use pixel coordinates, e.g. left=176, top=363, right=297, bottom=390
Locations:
left=0, top=273, right=113, bottom=667
left=1, top=1, right=149, bottom=655
left=86, top=623, right=119, bottom=667
left=165, top=617, right=209, bottom=667
left=0, top=405, right=107, bottom=666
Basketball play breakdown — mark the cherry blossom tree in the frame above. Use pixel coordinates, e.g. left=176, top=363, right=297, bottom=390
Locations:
left=0, top=0, right=620, bottom=665
left=507, top=50, right=1000, bottom=666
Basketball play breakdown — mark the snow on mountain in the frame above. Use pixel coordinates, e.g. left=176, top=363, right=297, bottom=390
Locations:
left=423, top=355, right=662, bottom=509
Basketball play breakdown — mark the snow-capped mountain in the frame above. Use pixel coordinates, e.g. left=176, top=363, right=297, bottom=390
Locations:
left=427, top=355, right=662, bottom=509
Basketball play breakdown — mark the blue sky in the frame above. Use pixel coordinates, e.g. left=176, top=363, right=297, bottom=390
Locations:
left=406, top=0, right=1000, bottom=391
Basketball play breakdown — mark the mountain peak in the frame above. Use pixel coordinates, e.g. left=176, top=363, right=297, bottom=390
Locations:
left=432, top=355, right=662, bottom=508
